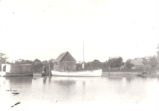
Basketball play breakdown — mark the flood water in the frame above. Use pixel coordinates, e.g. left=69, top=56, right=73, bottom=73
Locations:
left=1, top=76, right=159, bottom=111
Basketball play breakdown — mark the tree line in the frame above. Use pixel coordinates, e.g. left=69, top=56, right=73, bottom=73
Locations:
left=0, top=55, right=158, bottom=73
left=0, top=44, right=159, bottom=73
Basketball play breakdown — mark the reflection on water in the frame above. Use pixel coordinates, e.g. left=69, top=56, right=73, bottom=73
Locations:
left=6, top=77, right=32, bottom=88
left=1, top=76, right=159, bottom=111
left=54, top=79, right=76, bottom=86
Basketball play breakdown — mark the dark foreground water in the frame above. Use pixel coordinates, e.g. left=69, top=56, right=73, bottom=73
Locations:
left=1, top=76, right=159, bottom=111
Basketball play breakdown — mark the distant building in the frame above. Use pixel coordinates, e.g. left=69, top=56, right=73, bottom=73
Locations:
left=130, top=58, right=150, bottom=70
left=0, top=63, right=33, bottom=76
left=10, top=64, right=33, bottom=75
left=53, top=51, right=76, bottom=71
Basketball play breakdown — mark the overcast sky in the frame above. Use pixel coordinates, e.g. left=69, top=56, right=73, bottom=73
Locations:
left=0, top=0, right=159, bottom=62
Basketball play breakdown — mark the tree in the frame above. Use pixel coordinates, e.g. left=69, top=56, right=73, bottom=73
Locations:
left=142, top=56, right=158, bottom=72
left=102, top=61, right=109, bottom=71
left=157, top=44, right=159, bottom=63
left=108, top=57, right=123, bottom=68
left=32, top=59, right=43, bottom=73
left=149, top=56, right=158, bottom=70
left=15, top=59, right=33, bottom=64
left=48, top=59, right=54, bottom=70
left=91, top=59, right=103, bottom=68
left=85, top=59, right=103, bottom=70
left=0, top=53, right=8, bottom=71
left=125, top=59, right=134, bottom=69
left=0, top=53, right=8, bottom=64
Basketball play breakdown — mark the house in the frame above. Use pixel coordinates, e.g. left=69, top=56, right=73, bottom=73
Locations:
left=130, top=58, right=150, bottom=70
left=53, top=51, right=76, bottom=71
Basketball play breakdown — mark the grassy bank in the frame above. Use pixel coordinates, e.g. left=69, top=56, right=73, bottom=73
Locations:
left=102, top=72, right=140, bottom=77
left=102, top=71, right=159, bottom=78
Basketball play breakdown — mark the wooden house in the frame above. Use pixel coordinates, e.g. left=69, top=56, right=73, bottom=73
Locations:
left=54, top=51, right=76, bottom=71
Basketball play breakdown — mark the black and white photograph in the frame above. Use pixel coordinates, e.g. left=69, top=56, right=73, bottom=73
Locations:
left=0, top=0, right=159, bottom=111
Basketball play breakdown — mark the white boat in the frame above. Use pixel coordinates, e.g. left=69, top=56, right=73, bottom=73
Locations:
left=51, top=69, right=102, bottom=77
left=51, top=41, right=102, bottom=77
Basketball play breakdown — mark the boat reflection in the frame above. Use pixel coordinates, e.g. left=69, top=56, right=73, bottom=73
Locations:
left=53, top=79, right=76, bottom=86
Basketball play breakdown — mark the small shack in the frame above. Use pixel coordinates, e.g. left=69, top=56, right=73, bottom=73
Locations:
left=7, top=64, right=33, bottom=76
left=0, top=63, right=33, bottom=76
left=54, top=51, right=76, bottom=71
left=11, top=64, right=33, bottom=74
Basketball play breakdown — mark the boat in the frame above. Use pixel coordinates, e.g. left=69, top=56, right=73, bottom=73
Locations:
left=51, top=41, right=102, bottom=77
left=51, top=69, right=102, bottom=77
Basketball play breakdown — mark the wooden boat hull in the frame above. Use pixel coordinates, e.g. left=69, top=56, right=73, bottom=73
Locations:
left=51, top=69, right=102, bottom=77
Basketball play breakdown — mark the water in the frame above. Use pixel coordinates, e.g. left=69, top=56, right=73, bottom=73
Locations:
left=1, top=76, right=159, bottom=111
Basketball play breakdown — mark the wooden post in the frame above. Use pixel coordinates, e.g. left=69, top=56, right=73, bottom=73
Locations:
left=49, top=63, right=51, bottom=77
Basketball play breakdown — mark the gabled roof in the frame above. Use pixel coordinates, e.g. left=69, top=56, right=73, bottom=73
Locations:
left=56, top=51, right=76, bottom=62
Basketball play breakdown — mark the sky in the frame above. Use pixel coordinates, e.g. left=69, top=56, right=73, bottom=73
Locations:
left=0, top=0, right=159, bottom=62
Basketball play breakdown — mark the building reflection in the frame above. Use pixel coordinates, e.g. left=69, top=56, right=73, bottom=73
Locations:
left=5, top=77, right=33, bottom=89
left=51, top=78, right=77, bottom=102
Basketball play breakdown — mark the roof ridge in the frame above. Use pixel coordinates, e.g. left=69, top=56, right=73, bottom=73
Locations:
left=56, top=51, right=69, bottom=62
left=55, top=51, right=76, bottom=62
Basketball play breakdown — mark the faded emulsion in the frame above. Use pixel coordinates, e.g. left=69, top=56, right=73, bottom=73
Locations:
left=0, top=0, right=159, bottom=110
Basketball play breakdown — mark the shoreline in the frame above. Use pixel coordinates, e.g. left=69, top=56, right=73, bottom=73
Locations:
left=102, top=71, right=159, bottom=78
left=1, top=71, right=159, bottom=78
